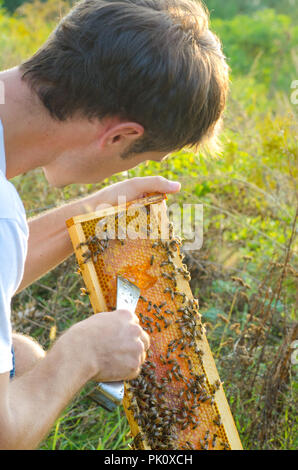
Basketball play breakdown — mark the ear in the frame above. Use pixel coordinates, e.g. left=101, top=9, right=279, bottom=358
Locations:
left=98, top=122, right=144, bottom=151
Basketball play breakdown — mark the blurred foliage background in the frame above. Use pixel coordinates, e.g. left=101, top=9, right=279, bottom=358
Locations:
left=0, top=0, right=297, bottom=450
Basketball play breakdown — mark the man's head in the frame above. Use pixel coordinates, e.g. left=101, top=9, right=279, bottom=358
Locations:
left=20, top=0, right=229, bottom=185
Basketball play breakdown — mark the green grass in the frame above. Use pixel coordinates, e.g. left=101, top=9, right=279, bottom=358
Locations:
left=40, top=392, right=132, bottom=450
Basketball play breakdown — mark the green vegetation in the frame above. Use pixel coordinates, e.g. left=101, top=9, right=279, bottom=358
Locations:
left=1, top=0, right=297, bottom=450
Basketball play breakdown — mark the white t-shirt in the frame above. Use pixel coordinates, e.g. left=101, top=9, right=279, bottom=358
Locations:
left=0, top=120, right=28, bottom=373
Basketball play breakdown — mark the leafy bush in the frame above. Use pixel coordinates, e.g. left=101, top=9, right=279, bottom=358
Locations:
left=212, top=9, right=298, bottom=91
left=0, top=0, right=71, bottom=68
left=205, top=0, right=298, bottom=19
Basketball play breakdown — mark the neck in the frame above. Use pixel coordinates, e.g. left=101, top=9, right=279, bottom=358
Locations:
left=0, top=67, right=73, bottom=179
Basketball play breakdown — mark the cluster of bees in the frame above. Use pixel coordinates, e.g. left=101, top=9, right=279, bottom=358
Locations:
left=78, top=234, right=110, bottom=265
left=126, top=227, right=229, bottom=450
left=76, top=210, right=230, bottom=450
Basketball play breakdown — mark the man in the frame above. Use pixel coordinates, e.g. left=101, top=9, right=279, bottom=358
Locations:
left=0, top=0, right=228, bottom=449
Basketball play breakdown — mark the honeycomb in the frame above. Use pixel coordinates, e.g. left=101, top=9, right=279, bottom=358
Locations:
left=66, top=193, right=242, bottom=450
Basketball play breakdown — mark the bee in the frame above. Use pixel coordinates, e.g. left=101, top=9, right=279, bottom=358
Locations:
left=167, top=359, right=176, bottom=365
left=191, top=403, right=200, bottom=410
left=169, top=240, right=178, bottom=251
left=144, top=315, right=153, bottom=323
left=213, top=379, right=222, bottom=391
left=161, top=272, right=174, bottom=280
left=213, top=414, right=222, bottom=427
left=196, top=374, right=206, bottom=383
left=178, top=352, right=188, bottom=359
left=147, top=360, right=156, bottom=369
left=152, top=241, right=160, bottom=249
left=174, top=291, right=187, bottom=302
left=199, top=439, right=208, bottom=450
left=167, top=251, right=176, bottom=261
left=195, top=348, right=204, bottom=359
left=172, top=370, right=180, bottom=382
left=154, top=306, right=161, bottom=315
left=76, top=241, right=88, bottom=249
left=139, top=313, right=145, bottom=323
left=150, top=255, right=155, bottom=266
left=127, top=403, right=138, bottom=412
left=153, top=312, right=162, bottom=321
left=147, top=301, right=152, bottom=312
left=155, top=322, right=161, bottom=332
left=163, top=319, right=172, bottom=329
left=164, top=309, right=174, bottom=315
left=164, top=287, right=173, bottom=295
left=185, top=441, right=194, bottom=450
left=160, top=260, right=171, bottom=267
left=178, top=307, right=187, bottom=314
left=197, top=393, right=207, bottom=402
left=80, top=288, right=89, bottom=296
left=139, top=295, right=148, bottom=302
left=181, top=421, right=189, bottom=430
left=168, top=222, right=174, bottom=236
left=82, top=250, right=92, bottom=263
left=159, top=301, right=167, bottom=309
left=168, top=339, right=177, bottom=348
left=211, top=433, right=217, bottom=448
left=221, top=441, right=230, bottom=450
left=131, top=432, right=144, bottom=449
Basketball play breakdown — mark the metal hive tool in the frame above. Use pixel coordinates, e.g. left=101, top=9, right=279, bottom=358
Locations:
left=66, top=193, right=242, bottom=450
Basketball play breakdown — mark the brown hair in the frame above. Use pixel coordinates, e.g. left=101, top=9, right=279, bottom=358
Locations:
left=20, top=0, right=229, bottom=157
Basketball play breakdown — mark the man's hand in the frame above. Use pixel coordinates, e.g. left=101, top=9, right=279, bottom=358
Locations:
left=0, top=308, right=150, bottom=450
left=68, top=309, right=150, bottom=382
left=87, top=176, right=181, bottom=210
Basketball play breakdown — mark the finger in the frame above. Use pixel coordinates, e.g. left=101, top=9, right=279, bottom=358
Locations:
left=140, top=329, right=150, bottom=352
left=133, top=176, right=181, bottom=196
left=115, top=176, right=180, bottom=202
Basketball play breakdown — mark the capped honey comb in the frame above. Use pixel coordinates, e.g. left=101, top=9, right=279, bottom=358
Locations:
left=66, top=193, right=242, bottom=450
